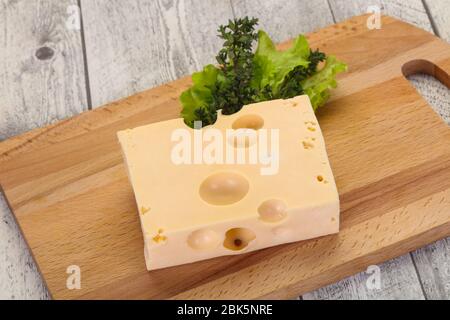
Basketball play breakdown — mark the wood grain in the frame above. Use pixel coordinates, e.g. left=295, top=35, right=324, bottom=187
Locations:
left=408, top=71, right=450, bottom=300
left=303, top=255, right=425, bottom=300
left=231, top=0, right=334, bottom=42
left=0, top=0, right=87, bottom=299
left=1, top=0, right=448, bottom=301
left=328, top=0, right=433, bottom=32
left=375, top=0, right=450, bottom=301
left=80, top=0, right=235, bottom=108
left=0, top=0, right=87, bottom=140
left=309, top=69, right=450, bottom=300
left=423, top=0, right=450, bottom=42
left=309, top=0, right=450, bottom=300
left=1, top=15, right=450, bottom=299
left=412, top=238, right=450, bottom=299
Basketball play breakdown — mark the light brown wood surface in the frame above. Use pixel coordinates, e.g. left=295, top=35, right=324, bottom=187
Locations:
left=0, top=15, right=450, bottom=300
left=0, top=0, right=87, bottom=299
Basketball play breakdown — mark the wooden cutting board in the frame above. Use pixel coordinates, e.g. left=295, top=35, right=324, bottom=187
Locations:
left=1, top=14, right=450, bottom=300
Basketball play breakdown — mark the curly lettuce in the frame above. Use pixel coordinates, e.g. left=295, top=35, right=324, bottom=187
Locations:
left=252, top=31, right=310, bottom=99
left=180, top=64, right=220, bottom=127
left=301, top=56, right=347, bottom=110
left=179, top=18, right=347, bottom=127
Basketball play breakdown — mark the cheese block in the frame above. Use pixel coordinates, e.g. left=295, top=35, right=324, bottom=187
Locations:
left=117, top=95, right=339, bottom=270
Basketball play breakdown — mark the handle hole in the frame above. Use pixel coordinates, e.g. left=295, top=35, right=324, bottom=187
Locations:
left=403, top=60, right=450, bottom=126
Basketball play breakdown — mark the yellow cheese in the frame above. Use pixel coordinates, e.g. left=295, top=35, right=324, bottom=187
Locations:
left=117, top=95, right=339, bottom=270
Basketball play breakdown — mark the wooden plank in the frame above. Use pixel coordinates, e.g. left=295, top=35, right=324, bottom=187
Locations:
left=305, top=0, right=439, bottom=300
left=231, top=0, right=334, bottom=43
left=411, top=0, right=450, bottom=301
left=326, top=0, right=450, bottom=301
left=423, top=0, right=450, bottom=42
left=80, top=0, right=235, bottom=108
left=328, top=0, right=433, bottom=32
left=0, top=0, right=88, bottom=139
left=412, top=239, right=450, bottom=300
left=0, top=0, right=88, bottom=299
left=408, top=68, right=450, bottom=302
left=0, top=195, right=50, bottom=299
left=413, top=0, right=450, bottom=126
left=384, top=0, right=450, bottom=301
left=1, top=15, right=450, bottom=299
left=303, top=255, right=425, bottom=300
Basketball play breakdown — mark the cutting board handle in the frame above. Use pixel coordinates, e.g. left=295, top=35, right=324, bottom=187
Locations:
left=402, top=59, right=450, bottom=89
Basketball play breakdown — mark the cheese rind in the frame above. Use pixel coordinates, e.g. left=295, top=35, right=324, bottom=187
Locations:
left=117, top=95, right=340, bottom=270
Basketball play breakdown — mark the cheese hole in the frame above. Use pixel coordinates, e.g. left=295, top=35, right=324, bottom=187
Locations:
left=302, top=141, right=314, bottom=150
left=152, top=229, right=167, bottom=244
left=199, top=172, right=249, bottom=205
left=223, top=228, right=256, bottom=251
left=232, top=114, right=264, bottom=130
left=258, top=199, right=288, bottom=223
left=317, top=175, right=324, bottom=182
left=187, top=229, right=220, bottom=250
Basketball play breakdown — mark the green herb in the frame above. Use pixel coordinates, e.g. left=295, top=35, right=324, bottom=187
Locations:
left=278, top=49, right=326, bottom=99
left=180, top=17, right=347, bottom=128
left=213, top=17, right=259, bottom=115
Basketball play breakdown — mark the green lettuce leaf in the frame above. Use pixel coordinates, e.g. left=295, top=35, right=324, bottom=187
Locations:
left=252, top=30, right=310, bottom=98
left=180, top=64, right=220, bottom=127
left=301, top=55, right=347, bottom=110
left=179, top=23, right=348, bottom=127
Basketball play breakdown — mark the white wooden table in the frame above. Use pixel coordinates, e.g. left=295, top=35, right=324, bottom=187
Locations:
left=0, top=0, right=449, bottom=300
